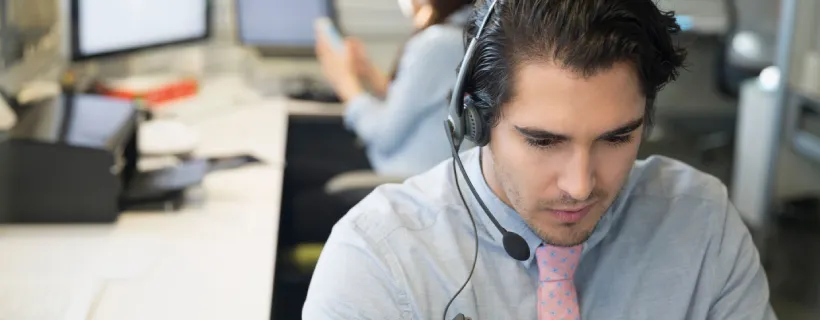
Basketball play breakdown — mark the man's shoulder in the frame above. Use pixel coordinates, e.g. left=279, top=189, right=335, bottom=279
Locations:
left=617, top=155, right=734, bottom=234
left=607, top=156, right=743, bottom=261
left=627, top=155, right=729, bottom=204
left=334, top=157, right=462, bottom=244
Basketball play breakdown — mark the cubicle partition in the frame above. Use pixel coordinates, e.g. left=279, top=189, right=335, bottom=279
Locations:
left=732, top=0, right=820, bottom=239
left=783, top=0, right=820, bottom=164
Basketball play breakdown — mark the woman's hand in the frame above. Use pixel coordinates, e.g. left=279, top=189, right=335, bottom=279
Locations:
left=347, top=38, right=390, bottom=97
left=315, top=28, right=364, bottom=102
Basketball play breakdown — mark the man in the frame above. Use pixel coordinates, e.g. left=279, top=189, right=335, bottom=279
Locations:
left=303, top=0, right=777, bottom=319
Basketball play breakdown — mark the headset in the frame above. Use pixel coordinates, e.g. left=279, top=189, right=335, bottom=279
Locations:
left=442, top=0, right=530, bottom=319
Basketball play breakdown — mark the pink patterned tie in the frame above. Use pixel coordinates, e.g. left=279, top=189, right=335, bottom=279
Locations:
left=536, top=244, right=582, bottom=320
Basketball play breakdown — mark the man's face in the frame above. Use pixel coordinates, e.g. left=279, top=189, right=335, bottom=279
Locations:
left=484, top=61, right=645, bottom=247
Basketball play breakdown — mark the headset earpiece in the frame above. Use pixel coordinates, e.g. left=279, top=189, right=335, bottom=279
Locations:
left=463, top=98, right=490, bottom=146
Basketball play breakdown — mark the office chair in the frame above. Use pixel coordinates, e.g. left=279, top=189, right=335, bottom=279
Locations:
left=325, top=170, right=406, bottom=199
left=715, top=0, right=777, bottom=97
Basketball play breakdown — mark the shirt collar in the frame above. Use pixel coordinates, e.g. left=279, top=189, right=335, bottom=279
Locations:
left=462, top=147, right=624, bottom=268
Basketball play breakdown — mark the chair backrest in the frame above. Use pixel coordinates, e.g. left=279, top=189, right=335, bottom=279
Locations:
left=717, top=0, right=780, bottom=97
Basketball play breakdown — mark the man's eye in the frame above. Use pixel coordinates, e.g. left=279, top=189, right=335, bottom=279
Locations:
left=605, top=135, right=632, bottom=146
left=525, top=138, right=559, bottom=149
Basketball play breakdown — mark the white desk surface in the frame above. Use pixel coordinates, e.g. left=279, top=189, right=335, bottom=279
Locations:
left=0, top=78, right=290, bottom=320
left=286, top=99, right=346, bottom=118
left=191, top=100, right=290, bottom=166
left=93, top=164, right=283, bottom=320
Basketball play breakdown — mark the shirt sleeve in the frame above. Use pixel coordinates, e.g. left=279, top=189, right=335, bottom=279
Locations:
left=344, top=26, right=463, bottom=156
left=707, top=200, right=778, bottom=320
left=302, top=218, right=413, bottom=319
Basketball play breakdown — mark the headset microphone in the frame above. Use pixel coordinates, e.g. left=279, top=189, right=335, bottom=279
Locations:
left=445, top=122, right=530, bottom=261
left=442, top=1, right=531, bottom=319
left=445, top=0, right=529, bottom=262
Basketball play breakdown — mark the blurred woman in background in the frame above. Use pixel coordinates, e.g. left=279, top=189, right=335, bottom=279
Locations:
left=315, top=0, right=474, bottom=178
left=285, top=0, right=475, bottom=244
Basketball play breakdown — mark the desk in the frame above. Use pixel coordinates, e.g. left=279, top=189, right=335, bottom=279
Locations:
left=0, top=71, right=344, bottom=319
left=0, top=86, right=290, bottom=319
left=92, top=163, right=283, bottom=320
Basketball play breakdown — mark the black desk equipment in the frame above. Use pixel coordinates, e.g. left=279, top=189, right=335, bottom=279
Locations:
left=0, top=93, right=138, bottom=223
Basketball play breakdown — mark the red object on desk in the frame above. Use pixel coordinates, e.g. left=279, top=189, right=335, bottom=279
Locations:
left=96, top=76, right=199, bottom=107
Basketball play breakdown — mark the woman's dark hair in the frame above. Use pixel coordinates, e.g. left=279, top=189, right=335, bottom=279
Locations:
left=422, top=0, right=475, bottom=28
left=464, top=0, right=687, bottom=130
left=389, top=0, right=475, bottom=80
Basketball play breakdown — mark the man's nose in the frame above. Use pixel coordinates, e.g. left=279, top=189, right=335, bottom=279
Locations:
left=556, top=150, right=595, bottom=201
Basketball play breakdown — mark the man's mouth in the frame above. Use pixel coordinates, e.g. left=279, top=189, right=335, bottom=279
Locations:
left=547, top=204, right=593, bottom=223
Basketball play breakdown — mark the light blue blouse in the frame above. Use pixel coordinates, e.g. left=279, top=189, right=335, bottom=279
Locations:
left=344, top=9, right=470, bottom=177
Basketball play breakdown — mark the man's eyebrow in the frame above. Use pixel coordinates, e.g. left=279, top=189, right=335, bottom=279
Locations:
left=598, top=117, right=644, bottom=139
left=513, top=117, right=644, bottom=140
left=514, top=126, right=568, bottom=140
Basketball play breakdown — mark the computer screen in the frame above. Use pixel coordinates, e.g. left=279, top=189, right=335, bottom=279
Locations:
left=70, top=0, right=210, bottom=61
left=236, top=0, right=335, bottom=50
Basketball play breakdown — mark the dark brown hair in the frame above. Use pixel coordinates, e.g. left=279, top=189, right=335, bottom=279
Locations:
left=464, top=0, right=687, bottom=130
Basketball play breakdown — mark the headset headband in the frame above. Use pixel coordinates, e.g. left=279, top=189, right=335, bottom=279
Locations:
left=446, top=0, right=500, bottom=149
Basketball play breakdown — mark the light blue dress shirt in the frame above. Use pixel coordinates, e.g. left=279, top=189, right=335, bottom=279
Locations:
left=343, top=10, right=470, bottom=177
left=304, top=147, right=777, bottom=319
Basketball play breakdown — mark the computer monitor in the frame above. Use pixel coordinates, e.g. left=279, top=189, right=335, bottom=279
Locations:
left=69, top=0, right=211, bottom=61
left=236, top=0, right=337, bottom=56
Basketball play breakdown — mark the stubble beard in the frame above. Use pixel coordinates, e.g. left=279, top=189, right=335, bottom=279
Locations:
left=494, top=157, right=603, bottom=247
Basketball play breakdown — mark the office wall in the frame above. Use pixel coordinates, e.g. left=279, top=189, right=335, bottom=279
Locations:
left=336, top=0, right=413, bottom=70
left=337, top=0, right=413, bottom=38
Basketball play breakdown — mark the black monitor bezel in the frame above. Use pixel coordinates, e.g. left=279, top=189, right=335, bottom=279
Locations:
left=69, top=0, right=213, bottom=61
left=234, top=0, right=339, bottom=57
